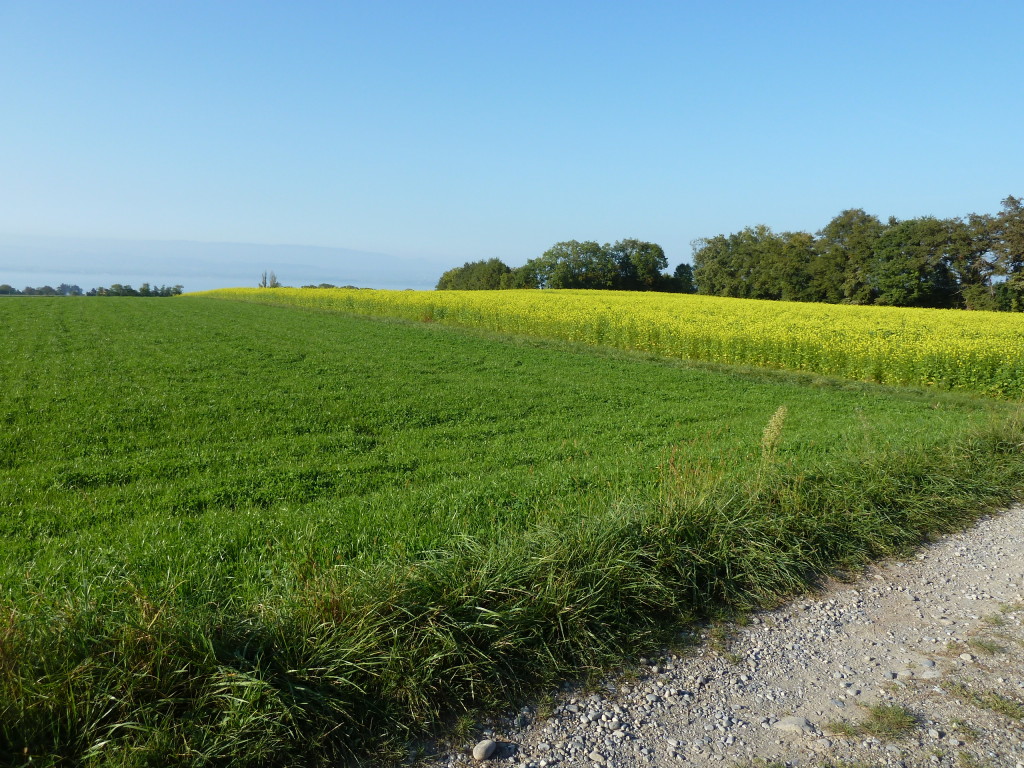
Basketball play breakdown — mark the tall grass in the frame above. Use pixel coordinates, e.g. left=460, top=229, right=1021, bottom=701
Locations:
left=4, top=413, right=1023, bottom=766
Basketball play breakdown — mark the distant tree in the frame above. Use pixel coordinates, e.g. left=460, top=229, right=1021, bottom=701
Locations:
left=771, top=231, right=818, bottom=302
left=607, top=239, right=668, bottom=289
left=259, top=271, right=268, bottom=288
left=107, top=283, right=142, bottom=297
left=56, top=283, right=83, bottom=296
left=995, top=195, right=1024, bottom=266
left=672, top=263, right=696, bottom=293
left=691, top=235, right=732, bottom=296
left=525, top=240, right=617, bottom=289
left=992, top=196, right=1024, bottom=309
left=732, top=226, right=772, bottom=299
left=500, top=263, right=541, bottom=289
left=0, top=284, right=17, bottom=295
left=938, top=215, right=997, bottom=309
left=268, top=271, right=281, bottom=288
left=436, top=259, right=512, bottom=290
left=814, top=209, right=885, bottom=304
left=688, top=196, right=1023, bottom=311
left=433, top=239, right=677, bottom=292
left=81, top=283, right=181, bottom=297
left=871, top=217, right=958, bottom=308
left=961, top=282, right=1002, bottom=311
left=692, top=225, right=790, bottom=299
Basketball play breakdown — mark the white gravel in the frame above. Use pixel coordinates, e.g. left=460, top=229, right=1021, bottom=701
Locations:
left=431, top=504, right=1024, bottom=768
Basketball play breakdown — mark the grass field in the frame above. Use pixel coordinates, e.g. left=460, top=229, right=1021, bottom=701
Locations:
left=2, top=296, right=1023, bottom=766
left=195, top=287, right=1024, bottom=397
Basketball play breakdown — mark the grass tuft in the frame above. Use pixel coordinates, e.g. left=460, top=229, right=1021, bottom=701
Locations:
left=827, top=703, right=918, bottom=741
left=942, top=682, right=1024, bottom=720
left=761, top=405, right=788, bottom=461
left=966, top=638, right=1007, bottom=655
left=860, top=704, right=918, bottom=739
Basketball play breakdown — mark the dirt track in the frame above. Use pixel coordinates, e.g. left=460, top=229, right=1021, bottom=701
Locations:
left=431, top=505, right=1024, bottom=768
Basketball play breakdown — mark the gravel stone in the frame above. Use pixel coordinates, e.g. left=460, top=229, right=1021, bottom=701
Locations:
left=773, top=716, right=815, bottom=735
left=472, top=740, right=497, bottom=761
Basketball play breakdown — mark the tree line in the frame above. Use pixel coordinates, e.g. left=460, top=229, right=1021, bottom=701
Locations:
left=692, top=196, right=1024, bottom=310
left=0, top=283, right=184, bottom=297
left=435, top=197, right=1023, bottom=311
left=436, top=239, right=695, bottom=293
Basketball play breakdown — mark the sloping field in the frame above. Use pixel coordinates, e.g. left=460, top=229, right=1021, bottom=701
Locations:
left=2, top=297, right=1023, bottom=766
left=195, top=287, right=1024, bottom=397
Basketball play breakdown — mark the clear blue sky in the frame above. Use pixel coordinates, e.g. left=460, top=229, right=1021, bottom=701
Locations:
left=1, top=1, right=1022, bottom=288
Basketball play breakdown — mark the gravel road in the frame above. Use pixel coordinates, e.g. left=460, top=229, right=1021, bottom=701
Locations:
left=428, top=504, right=1024, bottom=768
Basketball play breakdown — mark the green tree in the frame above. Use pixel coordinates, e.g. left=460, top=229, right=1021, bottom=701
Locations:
left=499, top=264, right=541, bottom=289
left=608, top=239, right=668, bottom=289
left=689, top=197, right=1022, bottom=311
left=436, top=259, right=512, bottom=290
left=992, top=196, right=1024, bottom=309
left=871, top=217, right=958, bottom=308
left=526, top=240, right=617, bottom=289
left=672, top=263, right=696, bottom=293
left=723, top=226, right=763, bottom=298
left=775, top=231, right=818, bottom=301
left=739, top=228, right=817, bottom=302
left=815, top=209, right=885, bottom=304
left=692, top=234, right=735, bottom=296
left=511, top=239, right=674, bottom=291
left=941, top=214, right=997, bottom=309
left=694, top=225, right=794, bottom=300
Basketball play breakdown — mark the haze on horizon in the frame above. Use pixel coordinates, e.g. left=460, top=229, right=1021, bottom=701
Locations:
left=1, top=1, right=1022, bottom=292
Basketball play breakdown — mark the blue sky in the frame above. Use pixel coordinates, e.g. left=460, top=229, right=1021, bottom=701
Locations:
left=1, top=1, right=1022, bottom=290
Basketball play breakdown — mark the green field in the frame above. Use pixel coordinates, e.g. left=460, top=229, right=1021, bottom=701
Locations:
left=3, top=297, right=1023, bottom=766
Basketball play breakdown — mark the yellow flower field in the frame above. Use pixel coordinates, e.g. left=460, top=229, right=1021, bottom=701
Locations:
left=195, top=288, right=1024, bottom=398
